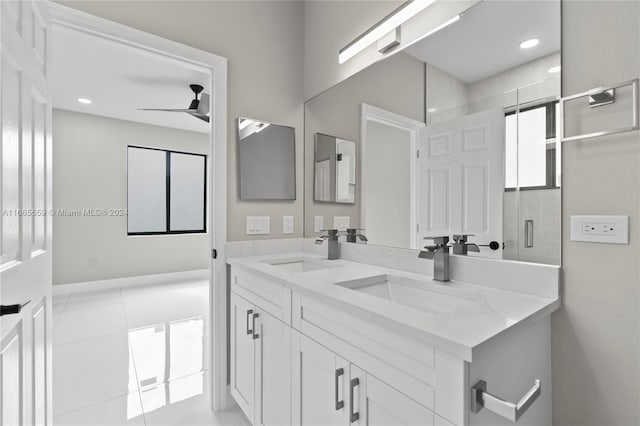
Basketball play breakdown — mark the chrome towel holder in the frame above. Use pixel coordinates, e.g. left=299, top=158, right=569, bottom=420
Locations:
left=559, top=78, right=639, bottom=143
left=471, top=379, right=541, bottom=422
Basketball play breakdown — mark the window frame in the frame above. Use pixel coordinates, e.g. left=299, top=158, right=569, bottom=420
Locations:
left=504, top=100, right=559, bottom=191
left=127, top=145, right=207, bottom=236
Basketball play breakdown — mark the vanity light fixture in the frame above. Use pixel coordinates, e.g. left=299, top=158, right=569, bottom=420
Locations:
left=548, top=66, right=561, bottom=74
left=519, top=38, right=540, bottom=49
left=77, top=97, right=92, bottom=105
left=338, top=0, right=438, bottom=64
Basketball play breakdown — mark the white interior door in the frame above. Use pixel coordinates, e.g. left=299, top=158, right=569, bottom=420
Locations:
left=1, top=1, right=52, bottom=425
left=418, top=109, right=504, bottom=257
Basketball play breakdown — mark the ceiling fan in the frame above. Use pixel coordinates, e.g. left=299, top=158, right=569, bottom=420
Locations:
left=138, top=84, right=210, bottom=123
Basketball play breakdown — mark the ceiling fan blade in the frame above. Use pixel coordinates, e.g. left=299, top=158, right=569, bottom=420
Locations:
left=138, top=108, right=196, bottom=112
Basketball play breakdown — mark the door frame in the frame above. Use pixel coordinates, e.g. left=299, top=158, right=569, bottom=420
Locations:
left=48, top=3, right=231, bottom=410
left=360, top=104, right=424, bottom=249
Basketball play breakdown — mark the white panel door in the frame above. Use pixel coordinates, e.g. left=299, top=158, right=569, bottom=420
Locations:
left=229, top=292, right=255, bottom=421
left=1, top=1, right=52, bottom=425
left=292, top=332, right=348, bottom=426
left=254, top=309, right=291, bottom=426
left=351, top=366, right=435, bottom=426
left=419, top=109, right=504, bottom=257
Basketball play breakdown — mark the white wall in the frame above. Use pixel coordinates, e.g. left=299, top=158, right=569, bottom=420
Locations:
left=554, top=1, right=640, bottom=425
left=304, top=52, right=425, bottom=236
left=58, top=0, right=305, bottom=242
left=52, top=109, right=209, bottom=284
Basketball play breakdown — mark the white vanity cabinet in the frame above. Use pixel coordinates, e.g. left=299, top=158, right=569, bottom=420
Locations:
left=230, top=271, right=292, bottom=426
left=229, top=265, right=553, bottom=426
left=291, top=332, right=436, bottom=426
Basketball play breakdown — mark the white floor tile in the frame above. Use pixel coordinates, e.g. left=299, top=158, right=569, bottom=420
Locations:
left=121, top=280, right=209, bottom=334
left=140, top=372, right=250, bottom=426
left=52, top=294, right=69, bottom=332
left=53, top=392, right=145, bottom=426
left=54, top=290, right=128, bottom=346
left=129, top=317, right=209, bottom=389
left=53, top=333, right=139, bottom=417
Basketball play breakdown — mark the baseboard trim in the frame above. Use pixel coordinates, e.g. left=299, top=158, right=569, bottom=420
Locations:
left=53, top=269, right=209, bottom=295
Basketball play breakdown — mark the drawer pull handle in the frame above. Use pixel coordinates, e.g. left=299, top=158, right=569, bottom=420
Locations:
left=335, top=368, right=344, bottom=410
left=349, top=377, right=359, bottom=422
left=246, top=309, right=253, bottom=335
left=252, top=312, right=259, bottom=340
left=471, top=379, right=541, bottom=422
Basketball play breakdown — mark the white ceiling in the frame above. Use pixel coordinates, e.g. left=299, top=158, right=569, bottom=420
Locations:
left=52, top=25, right=210, bottom=134
left=404, top=0, right=560, bottom=84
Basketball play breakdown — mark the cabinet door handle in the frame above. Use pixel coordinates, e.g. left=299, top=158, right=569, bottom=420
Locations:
left=246, top=309, right=253, bottom=335
left=252, top=312, right=259, bottom=340
left=349, top=377, right=359, bottom=422
left=335, top=368, right=344, bottom=410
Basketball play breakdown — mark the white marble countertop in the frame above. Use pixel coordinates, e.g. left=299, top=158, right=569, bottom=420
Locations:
left=227, top=252, right=560, bottom=361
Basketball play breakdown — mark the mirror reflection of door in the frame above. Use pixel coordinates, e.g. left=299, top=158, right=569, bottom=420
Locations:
left=419, top=109, right=504, bottom=258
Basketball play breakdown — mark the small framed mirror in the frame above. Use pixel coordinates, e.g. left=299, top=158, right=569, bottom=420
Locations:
left=314, top=133, right=356, bottom=204
left=238, top=117, right=296, bottom=200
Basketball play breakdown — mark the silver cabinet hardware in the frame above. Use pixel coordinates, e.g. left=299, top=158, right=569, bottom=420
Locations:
left=252, top=312, right=259, bottom=340
left=335, top=368, right=344, bottom=410
left=246, top=309, right=253, bottom=335
left=524, top=220, right=534, bottom=248
left=0, top=300, right=30, bottom=317
left=349, top=378, right=360, bottom=422
left=471, top=379, right=541, bottom=422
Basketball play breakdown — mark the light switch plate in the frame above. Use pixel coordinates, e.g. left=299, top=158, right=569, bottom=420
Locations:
left=283, top=216, right=294, bottom=234
left=333, top=216, right=350, bottom=231
left=246, top=216, right=270, bottom=235
left=314, top=216, right=324, bottom=233
left=570, top=215, right=629, bottom=244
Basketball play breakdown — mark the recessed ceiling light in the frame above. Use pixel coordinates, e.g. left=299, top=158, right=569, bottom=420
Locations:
left=77, top=97, right=92, bottom=105
left=519, top=38, right=540, bottom=49
left=427, top=108, right=438, bottom=113
left=548, top=66, right=561, bottom=74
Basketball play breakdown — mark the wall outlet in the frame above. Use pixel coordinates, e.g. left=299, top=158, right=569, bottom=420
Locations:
left=333, top=216, right=350, bottom=231
left=314, top=216, right=324, bottom=233
left=283, top=216, right=294, bottom=234
left=570, top=215, right=629, bottom=244
left=246, top=216, right=270, bottom=235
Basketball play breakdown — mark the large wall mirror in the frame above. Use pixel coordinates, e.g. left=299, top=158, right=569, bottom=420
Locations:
left=304, top=0, right=561, bottom=265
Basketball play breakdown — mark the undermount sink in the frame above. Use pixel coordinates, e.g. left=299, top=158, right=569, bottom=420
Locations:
left=263, top=257, right=340, bottom=273
left=335, top=274, right=478, bottom=313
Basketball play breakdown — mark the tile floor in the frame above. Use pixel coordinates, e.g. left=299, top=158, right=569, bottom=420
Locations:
left=52, top=279, right=250, bottom=426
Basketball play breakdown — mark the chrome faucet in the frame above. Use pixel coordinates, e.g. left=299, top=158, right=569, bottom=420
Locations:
left=418, top=236, right=450, bottom=282
left=451, top=234, right=480, bottom=255
left=346, top=228, right=368, bottom=244
left=315, top=229, right=342, bottom=260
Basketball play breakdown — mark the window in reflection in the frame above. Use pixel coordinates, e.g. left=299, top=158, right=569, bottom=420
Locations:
left=128, top=317, right=205, bottom=417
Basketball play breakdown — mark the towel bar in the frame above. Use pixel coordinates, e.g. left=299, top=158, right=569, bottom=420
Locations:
left=471, top=379, right=541, bottom=422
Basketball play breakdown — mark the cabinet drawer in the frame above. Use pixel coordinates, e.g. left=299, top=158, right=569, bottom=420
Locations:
left=293, top=292, right=436, bottom=411
left=232, top=268, right=292, bottom=325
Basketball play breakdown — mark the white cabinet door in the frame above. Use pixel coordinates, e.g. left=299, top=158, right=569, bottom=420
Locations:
left=254, top=309, right=291, bottom=426
left=292, top=332, right=348, bottom=426
left=230, top=292, right=256, bottom=420
left=1, top=1, right=53, bottom=425
left=351, top=366, right=434, bottom=426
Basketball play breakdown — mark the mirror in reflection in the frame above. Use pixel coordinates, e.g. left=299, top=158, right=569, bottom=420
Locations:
left=304, top=0, right=561, bottom=265
left=314, top=133, right=356, bottom=204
